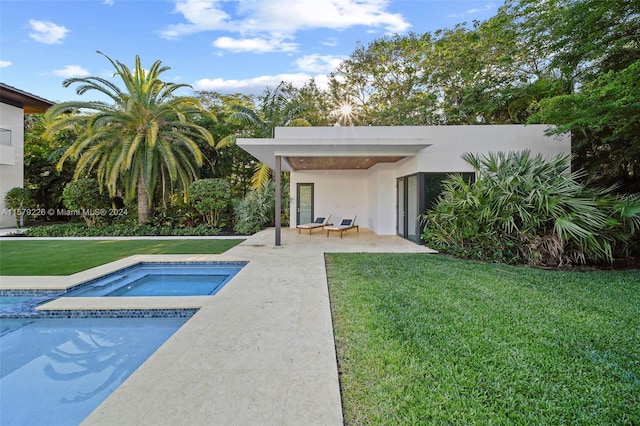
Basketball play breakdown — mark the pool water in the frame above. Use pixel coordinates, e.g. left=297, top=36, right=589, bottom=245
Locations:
left=0, top=292, right=61, bottom=319
left=0, top=316, right=189, bottom=425
left=65, top=262, right=246, bottom=297
left=0, top=261, right=246, bottom=424
left=0, top=296, right=34, bottom=310
left=108, top=274, right=228, bottom=296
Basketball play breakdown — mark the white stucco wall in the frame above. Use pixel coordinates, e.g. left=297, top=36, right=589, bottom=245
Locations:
left=395, top=124, right=570, bottom=176
left=0, top=103, right=25, bottom=228
left=290, top=170, right=368, bottom=229
left=366, top=163, right=396, bottom=234
left=289, top=163, right=399, bottom=235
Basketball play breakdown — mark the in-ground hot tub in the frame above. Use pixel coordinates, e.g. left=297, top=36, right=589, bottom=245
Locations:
left=64, top=262, right=247, bottom=297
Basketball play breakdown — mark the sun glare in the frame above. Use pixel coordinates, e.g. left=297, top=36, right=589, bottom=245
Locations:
left=332, top=100, right=359, bottom=126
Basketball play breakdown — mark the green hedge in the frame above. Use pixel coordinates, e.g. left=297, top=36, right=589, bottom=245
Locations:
left=25, top=223, right=223, bottom=237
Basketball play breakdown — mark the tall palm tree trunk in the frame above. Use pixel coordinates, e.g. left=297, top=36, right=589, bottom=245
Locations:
left=137, top=173, right=150, bottom=224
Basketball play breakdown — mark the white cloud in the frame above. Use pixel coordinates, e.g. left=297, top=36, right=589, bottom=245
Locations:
left=161, top=0, right=231, bottom=39
left=53, top=65, right=90, bottom=77
left=103, top=0, right=114, bottom=5
left=28, top=20, right=69, bottom=44
left=294, top=54, right=344, bottom=73
left=467, top=4, right=496, bottom=14
left=0, top=60, right=12, bottom=68
left=194, top=72, right=330, bottom=93
left=448, top=3, right=496, bottom=18
left=162, top=0, right=410, bottom=51
left=235, top=0, right=410, bottom=34
left=213, top=36, right=297, bottom=53
left=322, top=37, right=339, bottom=47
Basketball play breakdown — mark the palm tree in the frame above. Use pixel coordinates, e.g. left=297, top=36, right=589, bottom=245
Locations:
left=46, top=52, right=215, bottom=224
left=217, top=82, right=310, bottom=189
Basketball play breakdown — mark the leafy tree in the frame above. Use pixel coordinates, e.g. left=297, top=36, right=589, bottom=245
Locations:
left=430, top=17, right=564, bottom=125
left=329, top=21, right=559, bottom=126
left=217, top=82, right=311, bottom=189
left=504, top=0, right=639, bottom=79
left=62, top=178, right=109, bottom=227
left=504, top=0, right=640, bottom=192
left=288, top=79, right=334, bottom=126
left=530, top=61, right=640, bottom=192
left=188, top=178, right=231, bottom=227
left=46, top=52, right=215, bottom=224
left=330, top=33, right=438, bottom=125
left=4, top=187, right=36, bottom=227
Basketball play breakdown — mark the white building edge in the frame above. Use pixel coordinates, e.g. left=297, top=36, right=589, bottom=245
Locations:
left=0, top=83, right=54, bottom=228
left=238, top=125, right=571, bottom=244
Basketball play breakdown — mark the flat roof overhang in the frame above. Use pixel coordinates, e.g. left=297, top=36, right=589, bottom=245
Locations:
left=237, top=136, right=431, bottom=171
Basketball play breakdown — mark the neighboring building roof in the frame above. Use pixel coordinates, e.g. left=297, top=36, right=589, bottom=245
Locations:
left=0, top=82, right=54, bottom=113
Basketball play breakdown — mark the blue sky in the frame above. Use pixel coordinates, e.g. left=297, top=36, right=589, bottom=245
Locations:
left=0, top=0, right=499, bottom=103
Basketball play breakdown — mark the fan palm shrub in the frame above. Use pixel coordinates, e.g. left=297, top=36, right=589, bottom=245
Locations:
left=46, top=52, right=215, bottom=224
left=422, top=150, right=640, bottom=266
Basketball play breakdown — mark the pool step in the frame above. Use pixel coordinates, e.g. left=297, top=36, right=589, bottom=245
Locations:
left=65, top=274, right=143, bottom=297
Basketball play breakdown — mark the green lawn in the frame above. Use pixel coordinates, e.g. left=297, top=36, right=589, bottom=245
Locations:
left=0, top=239, right=244, bottom=275
left=326, top=253, right=640, bottom=425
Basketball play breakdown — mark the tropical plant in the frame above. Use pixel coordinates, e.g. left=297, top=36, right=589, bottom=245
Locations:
left=422, top=150, right=640, bottom=266
left=23, top=114, right=77, bottom=217
left=45, top=52, right=215, bottom=224
left=62, top=178, right=109, bottom=227
left=233, top=179, right=290, bottom=234
left=4, top=187, right=36, bottom=228
left=188, top=178, right=231, bottom=227
left=217, top=82, right=310, bottom=189
left=193, top=91, right=258, bottom=198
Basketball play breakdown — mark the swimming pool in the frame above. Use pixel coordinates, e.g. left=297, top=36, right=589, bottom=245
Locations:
left=0, top=316, right=189, bottom=425
left=65, top=262, right=246, bottom=297
left=0, top=261, right=246, bottom=424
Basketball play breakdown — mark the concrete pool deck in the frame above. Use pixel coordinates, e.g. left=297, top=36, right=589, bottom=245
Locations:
left=1, top=228, right=436, bottom=425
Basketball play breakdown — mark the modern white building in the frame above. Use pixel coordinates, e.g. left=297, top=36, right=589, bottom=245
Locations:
left=238, top=125, right=571, bottom=244
left=0, top=83, right=54, bottom=227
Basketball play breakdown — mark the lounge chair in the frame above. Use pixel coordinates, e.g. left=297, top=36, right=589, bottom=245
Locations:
left=296, top=214, right=332, bottom=234
left=325, top=215, right=358, bottom=238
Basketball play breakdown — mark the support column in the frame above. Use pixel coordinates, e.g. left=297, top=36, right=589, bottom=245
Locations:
left=275, top=155, right=281, bottom=246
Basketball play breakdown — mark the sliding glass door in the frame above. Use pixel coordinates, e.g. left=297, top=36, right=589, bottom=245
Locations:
left=397, top=172, right=475, bottom=244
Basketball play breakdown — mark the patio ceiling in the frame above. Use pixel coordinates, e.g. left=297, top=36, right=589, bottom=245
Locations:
left=285, top=155, right=407, bottom=170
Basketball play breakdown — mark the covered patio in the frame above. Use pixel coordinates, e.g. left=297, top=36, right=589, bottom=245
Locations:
left=237, top=125, right=571, bottom=246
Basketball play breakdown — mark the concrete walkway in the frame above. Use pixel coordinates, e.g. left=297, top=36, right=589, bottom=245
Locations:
left=1, top=228, right=435, bottom=425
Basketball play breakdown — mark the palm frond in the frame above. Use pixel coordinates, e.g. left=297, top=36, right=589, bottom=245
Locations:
left=216, top=134, right=237, bottom=149
left=251, top=163, right=272, bottom=190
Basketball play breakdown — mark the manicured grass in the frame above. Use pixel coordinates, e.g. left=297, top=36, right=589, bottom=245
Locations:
left=326, top=253, right=640, bottom=425
left=0, top=239, right=243, bottom=275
